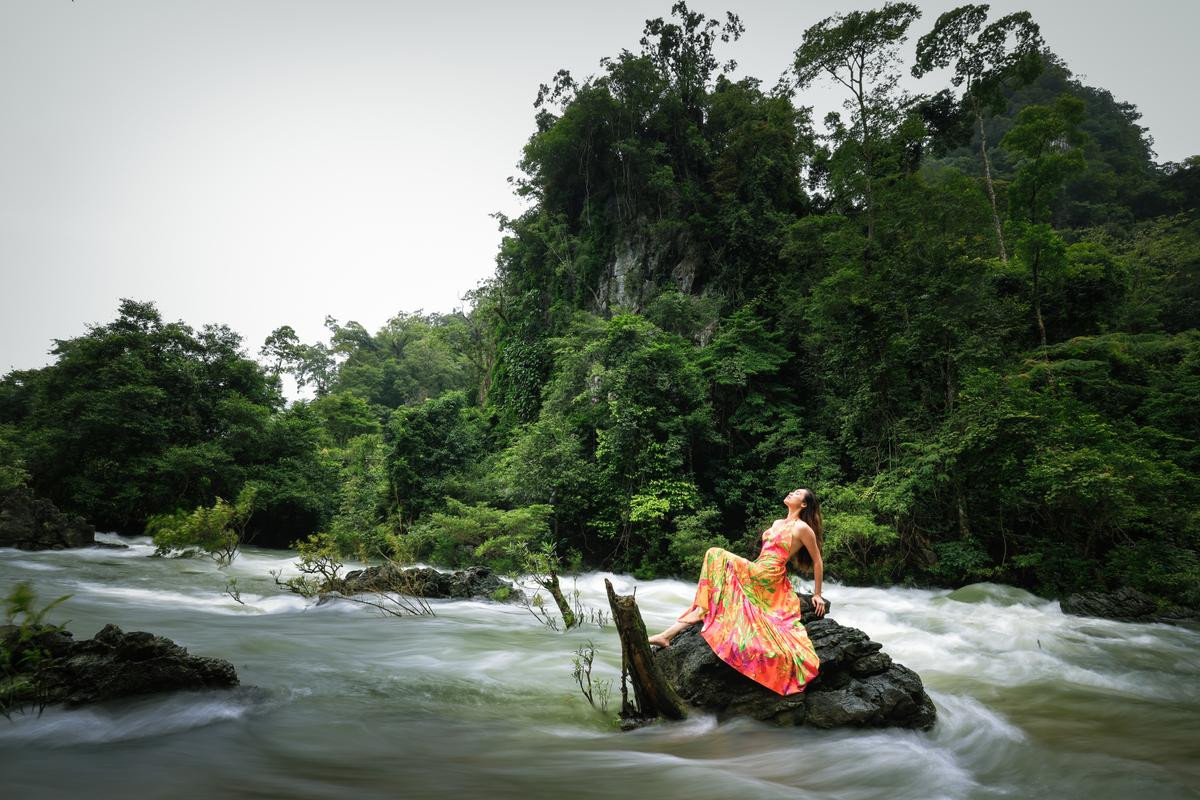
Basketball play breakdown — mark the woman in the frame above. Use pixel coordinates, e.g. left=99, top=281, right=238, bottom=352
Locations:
left=647, top=487, right=827, bottom=695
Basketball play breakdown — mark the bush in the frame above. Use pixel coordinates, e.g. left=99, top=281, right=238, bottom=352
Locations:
left=819, top=482, right=903, bottom=584
left=1103, top=531, right=1200, bottom=609
left=1, top=581, right=73, bottom=718
left=926, top=536, right=1000, bottom=586
left=148, top=483, right=260, bottom=565
left=407, top=499, right=554, bottom=572
left=666, top=505, right=732, bottom=577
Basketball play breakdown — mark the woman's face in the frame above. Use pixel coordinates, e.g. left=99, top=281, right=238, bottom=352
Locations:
left=785, top=488, right=806, bottom=509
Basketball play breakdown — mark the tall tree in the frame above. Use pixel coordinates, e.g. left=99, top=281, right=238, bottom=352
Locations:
left=638, top=0, right=744, bottom=122
left=1000, top=94, right=1088, bottom=348
left=789, top=2, right=922, bottom=242
left=912, top=4, right=1044, bottom=264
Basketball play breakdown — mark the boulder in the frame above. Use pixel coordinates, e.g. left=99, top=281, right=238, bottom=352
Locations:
left=0, top=485, right=95, bottom=550
left=341, top=563, right=526, bottom=603
left=1, top=622, right=239, bottom=710
left=1060, top=587, right=1199, bottom=626
left=653, top=595, right=936, bottom=730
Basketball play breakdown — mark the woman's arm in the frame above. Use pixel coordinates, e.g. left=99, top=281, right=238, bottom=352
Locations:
left=793, top=522, right=826, bottom=615
left=812, top=550, right=823, bottom=596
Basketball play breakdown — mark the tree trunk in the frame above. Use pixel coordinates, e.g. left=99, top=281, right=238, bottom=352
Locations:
left=538, top=571, right=577, bottom=629
left=1032, top=246, right=1047, bottom=349
left=604, top=578, right=688, bottom=723
left=974, top=100, right=1007, bottom=265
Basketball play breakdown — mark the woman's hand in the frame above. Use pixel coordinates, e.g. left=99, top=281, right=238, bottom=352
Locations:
left=811, top=593, right=826, bottom=617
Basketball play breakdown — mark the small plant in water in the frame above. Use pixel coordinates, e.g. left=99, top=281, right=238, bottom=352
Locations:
left=0, top=581, right=73, bottom=720
left=569, top=579, right=611, bottom=629
left=224, top=576, right=246, bottom=605
left=571, top=639, right=611, bottom=713
left=524, top=591, right=561, bottom=631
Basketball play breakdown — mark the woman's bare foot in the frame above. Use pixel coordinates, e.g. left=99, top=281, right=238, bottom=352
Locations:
left=648, top=606, right=708, bottom=648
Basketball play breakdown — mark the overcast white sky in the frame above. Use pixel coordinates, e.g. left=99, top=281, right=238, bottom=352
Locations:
left=2, top=0, right=1196, bottom=401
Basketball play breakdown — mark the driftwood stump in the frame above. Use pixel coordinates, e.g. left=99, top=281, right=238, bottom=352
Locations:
left=604, top=578, right=688, bottom=726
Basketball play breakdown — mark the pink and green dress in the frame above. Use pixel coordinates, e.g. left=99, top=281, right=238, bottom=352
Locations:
left=677, top=525, right=821, bottom=695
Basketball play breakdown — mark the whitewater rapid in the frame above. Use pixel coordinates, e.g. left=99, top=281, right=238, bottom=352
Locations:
left=2, top=533, right=1197, bottom=799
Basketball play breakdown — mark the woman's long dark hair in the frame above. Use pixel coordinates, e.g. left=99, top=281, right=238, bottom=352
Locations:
left=788, top=488, right=824, bottom=576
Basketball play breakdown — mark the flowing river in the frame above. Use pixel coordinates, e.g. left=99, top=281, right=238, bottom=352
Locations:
left=2, top=534, right=1198, bottom=799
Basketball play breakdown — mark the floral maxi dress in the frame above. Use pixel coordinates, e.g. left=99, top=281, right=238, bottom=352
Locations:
left=677, top=525, right=821, bottom=695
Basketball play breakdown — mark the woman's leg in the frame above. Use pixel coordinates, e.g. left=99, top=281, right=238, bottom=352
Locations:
left=648, top=604, right=707, bottom=647
left=648, top=546, right=724, bottom=647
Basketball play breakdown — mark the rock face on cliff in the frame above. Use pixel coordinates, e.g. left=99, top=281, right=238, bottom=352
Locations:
left=342, top=563, right=527, bottom=603
left=1060, top=587, right=1199, bottom=627
left=653, top=598, right=936, bottom=730
left=0, top=485, right=95, bottom=550
left=1, top=622, right=239, bottom=711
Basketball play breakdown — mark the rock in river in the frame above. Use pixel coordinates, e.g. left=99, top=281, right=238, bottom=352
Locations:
left=653, top=596, right=936, bottom=730
left=1, top=622, right=239, bottom=710
left=342, top=563, right=526, bottom=603
left=1060, top=586, right=1199, bottom=627
left=0, top=485, right=95, bottom=550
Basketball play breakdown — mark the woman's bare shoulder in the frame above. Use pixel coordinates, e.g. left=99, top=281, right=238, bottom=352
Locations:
left=789, top=518, right=815, bottom=539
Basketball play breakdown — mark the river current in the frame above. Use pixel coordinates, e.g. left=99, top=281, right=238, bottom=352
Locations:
left=2, top=534, right=1197, bottom=799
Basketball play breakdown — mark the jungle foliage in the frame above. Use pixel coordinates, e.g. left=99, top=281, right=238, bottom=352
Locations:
left=1, top=3, right=1196, bottom=609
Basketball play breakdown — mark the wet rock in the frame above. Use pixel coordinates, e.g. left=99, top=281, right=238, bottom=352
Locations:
left=0, top=622, right=239, bottom=710
left=91, top=540, right=131, bottom=550
left=446, top=566, right=516, bottom=600
left=342, top=563, right=526, bottom=604
left=0, top=485, right=95, bottom=550
left=653, top=594, right=936, bottom=730
left=1060, top=587, right=1199, bottom=626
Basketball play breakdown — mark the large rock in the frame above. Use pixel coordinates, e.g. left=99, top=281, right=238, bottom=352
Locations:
left=654, top=595, right=936, bottom=730
left=1060, top=587, right=1199, bottom=626
left=0, top=622, right=239, bottom=710
left=0, top=485, right=95, bottom=550
left=342, top=563, right=526, bottom=603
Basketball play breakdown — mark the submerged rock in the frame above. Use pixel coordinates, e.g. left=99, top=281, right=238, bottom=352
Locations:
left=342, top=563, right=527, bottom=604
left=0, top=485, right=95, bottom=550
left=0, top=622, right=239, bottom=710
left=92, top=540, right=131, bottom=550
left=1060, top=587, right=1199, bottom=627
left=653, top=595, right=936, bottom=730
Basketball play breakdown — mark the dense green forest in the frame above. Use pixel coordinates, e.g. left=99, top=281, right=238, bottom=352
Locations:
left=2, top=2, right=1197, bottom=609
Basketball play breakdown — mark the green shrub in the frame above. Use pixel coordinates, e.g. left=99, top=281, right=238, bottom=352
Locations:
left=1, top=581, right=73, bottom=718
left=1104, top=532, right=1200, bottom=609
left=147, top=483, right=260, bottom=565
left=666, top=505, right=732, bottom=577
left=926, top=536, right=1000, bottom=585
left=407, top=499, right=553, bottom=572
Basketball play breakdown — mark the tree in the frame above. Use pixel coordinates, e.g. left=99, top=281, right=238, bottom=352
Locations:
left=384, top=391, right=485, bottom=526
left=1000, top=94, right=1088, bottom=347
left=325, top=311, right=473, bottom=409
left=637, top=0, right=744, bottom=122
left=0, top=298, right=283, bottom=532
left=789, top=2, right=922, bottom=242
left=259, top=325, right=301, bottom=377
left=912, top=4, right=1044, bottom=263
left=294, top=340, right=337, bottom=398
